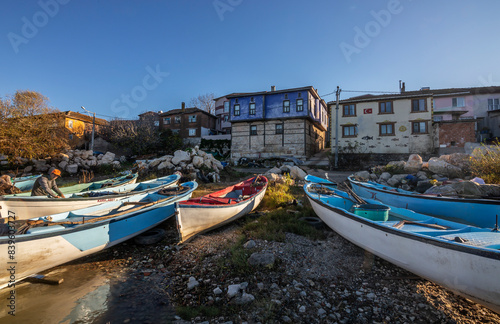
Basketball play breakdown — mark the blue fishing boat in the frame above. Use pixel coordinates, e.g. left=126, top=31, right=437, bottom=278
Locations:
left=348, top=176, right=500, bottom=228
left=304, top=179, right=500, bottom=314
left=0, top=173, right=177, bottom=220
left=0, top=181, right=197, bottom=289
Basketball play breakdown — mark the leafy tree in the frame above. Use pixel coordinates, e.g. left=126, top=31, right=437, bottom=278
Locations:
left=0, top=90, right=68, bottom=160
left=189, top=93, right=215, bottom=115
left=101, top=119, right=183, bottom=156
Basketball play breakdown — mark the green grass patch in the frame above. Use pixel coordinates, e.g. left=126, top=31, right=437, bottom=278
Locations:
left=469, top=142, right=500, bottom=184
left=260, top=176, right=296, bottom=210
left=243, top=207, right=325, bottom=242
left=215, top=234, right=253, bottom=276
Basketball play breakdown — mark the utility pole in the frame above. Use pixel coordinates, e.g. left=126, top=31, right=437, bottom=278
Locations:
left=81, top=106, right=95, bottom=152
left=334, top=86, right=341, bottom=169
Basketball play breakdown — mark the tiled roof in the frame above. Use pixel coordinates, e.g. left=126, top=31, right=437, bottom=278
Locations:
left=159, top=107, right=216, bottom=117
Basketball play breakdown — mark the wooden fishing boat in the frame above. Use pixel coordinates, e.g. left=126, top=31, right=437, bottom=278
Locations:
left=348, top=176, right=500, bottom=228
left=304, top=180, right=500, bottom=314
left=176, top=176, right=268, bottom=243
left=11, top=174, right=42, bottom=192
left=0, top=181, right=197, bottom=289
left=0, top=173, right=152, bottom=220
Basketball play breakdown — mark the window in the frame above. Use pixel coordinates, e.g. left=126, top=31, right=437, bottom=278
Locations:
left=276, top=123, right=283, bottom=134
left=189, top=129, right=196, bottom=136
left=412, top=99, right=427, bottom=112
left=249, top=103, right=256, bottom=115
left=412, top=121, right=428, bottom=134
left=234, top=104, right=240, bottom=116
left=296, top=99, right=303, bottom=112
left=250, top=125, right=257, bottom=135
left=164, top=117, right=171, bottom=125
left=69, top=134, right=73, bottom=140
left=283, top=100, right=290, bottom=113
left=298, top=92, right=302, bottom=98
left=172, top=129, right=180, bottom=134
left=433, top=116, right=443, bottom=122
left=343, top=104, right=356, bottom=116
left=488, top=98, right=499, bottom=111
left=452, top=97, right=465, bottom=108
left=223, top=115, right=229, bottom=122
left=154, top=121, right=159, bottom=127
left=174, top=116, right=181, bottom=124
left=224, top=101, right=229, bottom=113
left=68, top=120, right=73, bottom=129
left=189, top=115, right=196, bottom=122
left=342, top=125, right=357, bottom=137
left=379, top=101, right=393, bottom=114
left=379, top=123, right=395, bottom=136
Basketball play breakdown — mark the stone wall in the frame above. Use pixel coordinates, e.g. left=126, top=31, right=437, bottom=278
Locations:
left=231, top=119, right=325, bottom=162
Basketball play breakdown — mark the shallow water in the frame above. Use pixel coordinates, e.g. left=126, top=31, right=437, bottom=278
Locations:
left=0, top=253, right=175, bottom=324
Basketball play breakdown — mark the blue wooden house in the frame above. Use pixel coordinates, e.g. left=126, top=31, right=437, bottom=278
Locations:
left=227, top=86, right=328, bottom=162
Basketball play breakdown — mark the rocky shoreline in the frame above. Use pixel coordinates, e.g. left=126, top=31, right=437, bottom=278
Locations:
left=122, top=216, right=499, bottom=324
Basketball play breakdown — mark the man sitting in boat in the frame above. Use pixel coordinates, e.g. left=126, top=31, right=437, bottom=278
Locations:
left=31, top=168, right=66, bottom=198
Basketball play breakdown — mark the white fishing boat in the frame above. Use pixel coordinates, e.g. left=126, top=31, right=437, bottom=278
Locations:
left=304, top=180, right=500, bottom=314
left=0, top=174, right=178, bottom=220
left=176, top=176, right=268, bottom=243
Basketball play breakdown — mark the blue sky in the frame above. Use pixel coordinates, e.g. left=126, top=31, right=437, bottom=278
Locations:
left=1, top=0, right=500, bottom=120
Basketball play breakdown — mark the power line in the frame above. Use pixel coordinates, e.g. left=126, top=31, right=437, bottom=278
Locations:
left=320, top=89, right=399, bottom=97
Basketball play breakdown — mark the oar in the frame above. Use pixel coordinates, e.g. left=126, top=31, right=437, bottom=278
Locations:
left=392, top=220, right=449, bottom=230
left=26, top=193, right=181, bottom=227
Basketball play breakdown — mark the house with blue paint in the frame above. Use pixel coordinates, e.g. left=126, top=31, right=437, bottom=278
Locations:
left=227, top=86, right=328, bottom=162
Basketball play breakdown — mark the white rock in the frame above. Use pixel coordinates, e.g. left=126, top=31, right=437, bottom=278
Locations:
left=58, top=161, right=68, bottom=170
left=404, top=154, right=423, bottom=173
left=354, top=171, right=371, bottom=180
left=187, top=277, right=199, bottom=290
left=192, top=156, right=204, bottom=168
left=266, top=167, right=282, bottom=175
left=289, top=166, right=307, bottom=180
left=66, top=164, right=78, bottom=174
left=227, top=284, right=241, bottom=298
left=158, top=161, right=174, bottom=170
left=379, top=172, right=392, bottom=182
left=171, top=150, right=191, bottom=165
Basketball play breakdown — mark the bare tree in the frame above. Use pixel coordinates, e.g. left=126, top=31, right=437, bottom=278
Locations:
left=0, top=90, right=68, bottom=160
left=189, top=93, right=215, bottom=115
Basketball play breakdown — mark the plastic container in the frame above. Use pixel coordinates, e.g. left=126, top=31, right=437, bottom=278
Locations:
left=353, top=204, right=390, bottom=221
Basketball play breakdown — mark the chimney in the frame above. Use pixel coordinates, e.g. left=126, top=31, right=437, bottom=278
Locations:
left=181, top=102, right=185, bottom=111
left=271, top=85, right=276, bottom=92
left=399, top=80, right=405, bottom=93
left=402, top=82, right=405, bottom=93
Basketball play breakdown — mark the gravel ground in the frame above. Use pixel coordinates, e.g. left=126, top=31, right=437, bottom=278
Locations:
left=158, top=222, right=499, bottom=324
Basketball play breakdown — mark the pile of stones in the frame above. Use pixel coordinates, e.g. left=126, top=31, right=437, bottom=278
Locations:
left=353, top=153, right=500, bottom=197
left=136, top=146, right=224, bottom=182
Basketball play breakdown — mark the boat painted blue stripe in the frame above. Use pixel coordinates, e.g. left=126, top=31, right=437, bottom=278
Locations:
left=62, top=225, right=110, bottom=251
